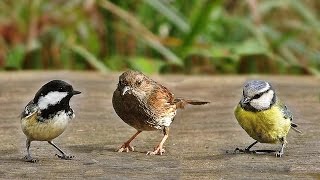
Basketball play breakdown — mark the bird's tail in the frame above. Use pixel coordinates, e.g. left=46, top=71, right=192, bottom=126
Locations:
left=291, top=122, right=302, bottom=134
left=174, top=98, right=209, bottom=109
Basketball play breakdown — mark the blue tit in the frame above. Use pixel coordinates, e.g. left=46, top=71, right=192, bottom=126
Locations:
left=234, top=80, right=301, bottom=157
left=21, top=80, right=81, bottom=162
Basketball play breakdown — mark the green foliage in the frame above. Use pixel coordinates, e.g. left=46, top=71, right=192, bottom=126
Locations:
left=128, top=57, right=165, bottom=74
left=5, top=44, right=25, bottom=69
left=0, top=0, right=319, bottom=74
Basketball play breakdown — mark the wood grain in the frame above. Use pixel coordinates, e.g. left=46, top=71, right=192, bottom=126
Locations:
left=0, top=71, right=319, bottom=179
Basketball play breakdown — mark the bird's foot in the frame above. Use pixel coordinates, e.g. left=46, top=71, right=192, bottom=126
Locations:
left=55, top=154, right=74, bottom=160
left=234, top=148, right=277, bottom=155
left=117, top=143, right=134, bottom=152
left=146, top=146, right=165, bottom=155
left=23, top=155, right=38, bottom=163
left=275, top=151, right=283, bottom=157
left=234, top=148, right=255, bottom=154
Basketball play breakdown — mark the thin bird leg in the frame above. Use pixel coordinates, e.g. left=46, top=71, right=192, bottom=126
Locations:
left=118, top=130, right=142, bottom=152
left=235, top=140, right=278, bottom=154
left=245, top=140, right=258, bottom=151
left=255, top=138, right=287, bottom=155
left=48, top=141, right=74, bottom=160
left=235, top=140, right=258, bottom=153
left=23, top=139, right=37, bottom=163
left=147, top=127, right=169, bottom=155
left=276, top=140, right=286, bottom=157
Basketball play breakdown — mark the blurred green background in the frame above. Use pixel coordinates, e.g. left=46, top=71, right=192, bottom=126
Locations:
left=0, top=0, right=319, bottom=74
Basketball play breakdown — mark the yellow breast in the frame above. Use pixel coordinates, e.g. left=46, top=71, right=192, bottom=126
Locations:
left=21, top=111, right=71, bottom=141
left=234, top=104, right=291, bottom=143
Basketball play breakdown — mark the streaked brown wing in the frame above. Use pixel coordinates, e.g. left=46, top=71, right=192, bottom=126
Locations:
left=147, top=84, right=175, bottom=116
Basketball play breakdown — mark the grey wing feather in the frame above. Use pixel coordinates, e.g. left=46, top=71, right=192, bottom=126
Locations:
left=279, top=101, right=302, bottom=133
left=281, top=104, right=293, bottom=121
left=21, top=100, right=38, bottom=119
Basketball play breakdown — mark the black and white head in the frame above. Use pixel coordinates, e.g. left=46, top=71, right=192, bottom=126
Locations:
left=33, top=80, right=81, bottom=119
left=240, top=80, right=276, bottom=111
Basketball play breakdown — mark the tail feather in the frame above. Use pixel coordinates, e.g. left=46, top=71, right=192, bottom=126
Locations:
left=291, top=123, right=302, bottom=134
left=174, top=98, right=209, bottom=109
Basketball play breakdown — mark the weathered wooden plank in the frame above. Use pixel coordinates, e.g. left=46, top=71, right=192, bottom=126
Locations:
left=0, top=71, right=319, bottom=179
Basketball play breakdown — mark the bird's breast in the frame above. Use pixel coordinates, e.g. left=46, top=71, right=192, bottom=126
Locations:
left=234, top=104, right=291, bottom=143
left=21, top=110, right=73, bottom=141
left=112, top=90, right=175, bottom=131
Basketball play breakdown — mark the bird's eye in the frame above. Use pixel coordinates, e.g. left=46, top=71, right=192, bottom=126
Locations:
left=136, top=80, right=142, bottom=86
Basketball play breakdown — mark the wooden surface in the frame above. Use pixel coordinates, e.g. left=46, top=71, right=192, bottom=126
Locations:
left=0, top=71, right=319, bottom=179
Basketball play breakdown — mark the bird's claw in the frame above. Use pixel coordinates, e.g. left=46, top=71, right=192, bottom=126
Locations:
left=146, top=147, right=165, bottom=155
left=55, top=154, right=74, bottom=160
left=235, top=148, right=280, bottom=156
left=234, top=148, right=255, bottom=154
left=117, top=143, right=134, bottom=152
left=275, top=151, right=283, bottom=157
left=23, top=155, right=38, bottom=163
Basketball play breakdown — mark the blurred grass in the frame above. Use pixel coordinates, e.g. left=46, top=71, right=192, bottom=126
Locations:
left=0, top=0, right=319, bottom=74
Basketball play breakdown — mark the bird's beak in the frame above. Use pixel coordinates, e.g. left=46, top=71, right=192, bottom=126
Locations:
left=121, top=86, right=131, bottom=96
left=72, top=90, right=81, bottom=95
left=242, top=97, right=250, bottom=104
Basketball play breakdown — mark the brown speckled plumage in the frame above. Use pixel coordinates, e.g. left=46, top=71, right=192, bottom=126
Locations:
left=112, top=70, right=209, bottom=155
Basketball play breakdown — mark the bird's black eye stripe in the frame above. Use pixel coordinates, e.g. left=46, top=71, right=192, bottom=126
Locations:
left=252, top=93, right=262, bottom=99
left=252, top=89, right=270, bottom=99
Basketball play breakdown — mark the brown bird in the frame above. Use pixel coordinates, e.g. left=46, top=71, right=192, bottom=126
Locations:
left=112, top=70, right=209, bottom=155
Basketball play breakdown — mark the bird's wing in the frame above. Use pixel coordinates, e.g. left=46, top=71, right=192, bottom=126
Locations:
left=146, top=84, right=176, bottom=127
left=148, top=84, right=175, bottom=111
left=279, top=102, right=293, bottom=121
left=21, top=100, right=39, bottom=119
left=278, top=100, right=302, bottom=133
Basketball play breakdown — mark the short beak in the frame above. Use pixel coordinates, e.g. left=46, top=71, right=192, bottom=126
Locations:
left=242, top=97, right=250, bottom=104
left=72, top=90, right=81, bottom=95
left=121, top=86, right=131, bottom=96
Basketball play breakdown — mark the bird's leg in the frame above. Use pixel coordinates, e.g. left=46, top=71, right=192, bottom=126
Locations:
left=276, top=138, right=286, bottom=157
left=23, top=139, right=37, bottom=163
left=48, top=141, right=74, bottom=160
left=235, top=140, right=258, bottom=153
left=118, top=130, right=142, bottom=152
left=147, top=127, right=169, bottom=155
left=235, top=140, right=279, bottom=154
left=275, top=143, right=285, bottom=157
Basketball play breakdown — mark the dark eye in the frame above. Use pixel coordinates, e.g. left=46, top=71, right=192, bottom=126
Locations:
left=252, top=93, right=262, bottom=99
left=136, top=80, right=142, bottom=86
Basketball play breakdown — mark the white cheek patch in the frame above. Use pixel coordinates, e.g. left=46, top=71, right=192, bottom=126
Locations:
left=38, top=91, right=68, bottom=110
left=250, top=90, right=274, bottom=110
